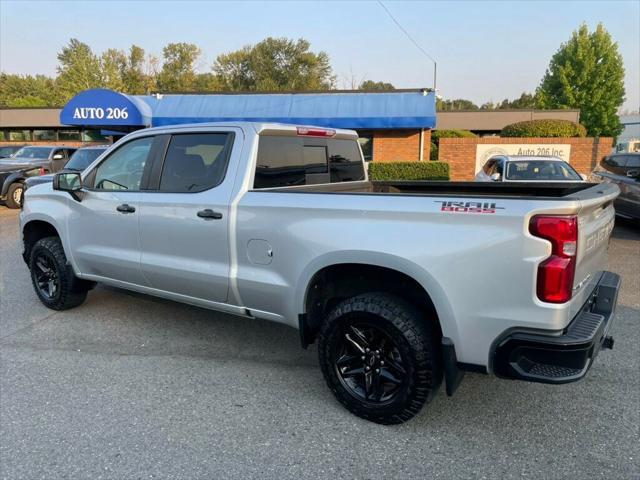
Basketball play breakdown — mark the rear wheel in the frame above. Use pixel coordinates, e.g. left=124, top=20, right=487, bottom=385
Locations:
left=5, top=183, right=23, bottom=209
left=318, top=292, right=442, bottom=424
left=29, top=237, right=89, bottom=310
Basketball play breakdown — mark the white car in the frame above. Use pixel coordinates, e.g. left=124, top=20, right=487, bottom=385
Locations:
left=476, top=155, right=586, bottom=182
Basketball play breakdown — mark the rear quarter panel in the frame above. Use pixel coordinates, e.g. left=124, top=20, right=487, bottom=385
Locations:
left=235, top=190, right=584, bottom=367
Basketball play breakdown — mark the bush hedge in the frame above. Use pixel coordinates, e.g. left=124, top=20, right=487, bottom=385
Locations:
left=368, top=161, right=450, bottom=181
left=500, top=119, right=587, bottom=138
left=430, top=129, right=477, bottom=160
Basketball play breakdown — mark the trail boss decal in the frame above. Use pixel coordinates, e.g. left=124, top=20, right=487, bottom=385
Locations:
left=436, top=200, right=505, bottom=214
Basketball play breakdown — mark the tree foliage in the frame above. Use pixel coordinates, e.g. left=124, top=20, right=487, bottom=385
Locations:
left=56, top=39, right=102, bottom=100
left=214, top=37, right=334, bottom=91
left=359, top=80, right=395, bottom=91
left=156, top=43, right=201, bottom=92
left=536, top=23, right=625, bottom=137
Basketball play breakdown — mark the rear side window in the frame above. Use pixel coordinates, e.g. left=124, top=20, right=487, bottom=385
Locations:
left=254, top=135, right=364, bottom=188
left=159, top=133, right=234, bottom=193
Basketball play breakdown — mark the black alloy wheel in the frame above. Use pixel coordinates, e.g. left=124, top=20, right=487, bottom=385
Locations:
left=334, top=322, right=407, bottom=404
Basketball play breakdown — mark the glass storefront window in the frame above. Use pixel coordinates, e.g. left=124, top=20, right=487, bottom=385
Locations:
left=82, top=129, right=108, bottom=142
left=33, top=130, right=57, bottom=141
left=8, top=130, right=31, bottom=141
left=58, top=130, right=82, bottom=141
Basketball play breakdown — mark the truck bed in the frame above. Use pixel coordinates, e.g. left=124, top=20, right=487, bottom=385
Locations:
left=266, top=180, right=603, bottom=199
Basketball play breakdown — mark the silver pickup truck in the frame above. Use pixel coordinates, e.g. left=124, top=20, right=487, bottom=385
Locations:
left=19, top=122, right=621, bottom=424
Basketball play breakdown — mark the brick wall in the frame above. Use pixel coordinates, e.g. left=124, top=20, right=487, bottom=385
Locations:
left=373, top=129, right=432, bottom=162
left=438, top=137, right=613, bottom=181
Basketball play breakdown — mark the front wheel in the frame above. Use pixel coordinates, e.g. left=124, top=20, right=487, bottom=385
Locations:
left=318, top=293, right=442, bottom=425
left=5, top=182, right=23, bottom=209
left=29, top=237, right=89, bottom=310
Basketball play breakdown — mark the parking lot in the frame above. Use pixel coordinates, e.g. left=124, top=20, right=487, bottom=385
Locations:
left=0, top=207, right=638, bottom=479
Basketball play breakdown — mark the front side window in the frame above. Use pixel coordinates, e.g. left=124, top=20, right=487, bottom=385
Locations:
left=159, top=133, right=234, bottom=192
left=93, top=137, right=153, bottom=191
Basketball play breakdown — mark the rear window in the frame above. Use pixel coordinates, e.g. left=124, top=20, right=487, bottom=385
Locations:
left=506, top=160, right=581, bottom=181
left=254, top=135, right=365, bottom=189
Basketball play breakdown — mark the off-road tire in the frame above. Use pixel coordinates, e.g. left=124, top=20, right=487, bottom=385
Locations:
left=318, top=292, right=442, bottom=425
left=29, top=236, right=89, bottom=310
left=5, top=182, right=23, bottom=209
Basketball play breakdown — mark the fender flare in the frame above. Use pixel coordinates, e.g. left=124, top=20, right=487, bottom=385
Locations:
left=1, top=171, right=27, bottom=196
left=292, top=250, right=460, bottom=343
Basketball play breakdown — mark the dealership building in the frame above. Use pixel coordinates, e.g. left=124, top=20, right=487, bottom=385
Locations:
left=0, top=88, right=580, bottom=162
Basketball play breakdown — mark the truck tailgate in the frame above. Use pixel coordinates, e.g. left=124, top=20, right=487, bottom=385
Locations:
left=570, top=184, right=618, bottom=317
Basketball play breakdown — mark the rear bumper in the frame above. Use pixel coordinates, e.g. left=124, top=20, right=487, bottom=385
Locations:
left=492, top=271, right=620, bottom=384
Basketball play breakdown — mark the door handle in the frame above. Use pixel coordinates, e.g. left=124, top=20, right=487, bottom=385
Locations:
left=116, top=204, right=136, bottom=214
left=197, top=209, right=223, bottom=220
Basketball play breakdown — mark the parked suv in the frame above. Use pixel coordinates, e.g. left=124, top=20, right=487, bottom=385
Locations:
left=20, top=123, right=620, bottom=424
left=0, top=146, right=76, bottom=208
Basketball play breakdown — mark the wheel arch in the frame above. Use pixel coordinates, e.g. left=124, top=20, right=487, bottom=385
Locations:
left=22, top=218, right=62, bottom=264
left=296, top=252, right=457, bottom=347
left=1, top=172, right=27, bottom=196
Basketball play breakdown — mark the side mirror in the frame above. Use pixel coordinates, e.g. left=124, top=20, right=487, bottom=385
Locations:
left=490, top=173, right=501, bottom=181
left=626, top=170, right=639, bottom=179
left=52, top=153, right=64, bottom=160
left=53, top=172, right=82, bottom=192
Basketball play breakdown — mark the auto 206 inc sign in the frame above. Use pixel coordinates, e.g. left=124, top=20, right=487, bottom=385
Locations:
left=475, top=144, right=572, bottom=173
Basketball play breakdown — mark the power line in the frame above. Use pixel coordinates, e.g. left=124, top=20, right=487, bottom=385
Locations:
left=376, top=0, right=437, bottom=90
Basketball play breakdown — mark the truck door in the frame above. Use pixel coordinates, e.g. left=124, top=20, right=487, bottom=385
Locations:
left=67, top=135, right=156, bottom=285
left=138, top=130, right=239, bottom=303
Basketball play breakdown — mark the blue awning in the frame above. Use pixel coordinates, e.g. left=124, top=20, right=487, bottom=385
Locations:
left=61, top=89, right=436, bottom=130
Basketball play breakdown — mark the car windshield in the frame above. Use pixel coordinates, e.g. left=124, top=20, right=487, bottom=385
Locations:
left=505, top=160, right=582, bottom=181
left=65, top=148, right=105, bottom=171
left=11, top=147, right=53, bottom=160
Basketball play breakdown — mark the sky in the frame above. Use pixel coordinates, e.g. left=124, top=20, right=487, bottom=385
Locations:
left=1, top=0, right=639, bottom=111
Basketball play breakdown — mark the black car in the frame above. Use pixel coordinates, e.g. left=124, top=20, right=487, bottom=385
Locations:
left=600, top=152, right=640, bottom=176
left=595, top=169, right=640, bottom=222
left=24, top=145, right=109, bottom=192
left=0, top=145, right=77, bottom=208
left=0, top=145, right=26, bottom=159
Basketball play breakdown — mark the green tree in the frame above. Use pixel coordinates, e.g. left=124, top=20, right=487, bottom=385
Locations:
left=436, top=98, right=479, bottom=111
left=498, top=92, right=537, bottom=109
left=0, top=73, right=62, bottom=107
left=358, top=80, right=395, bottom=91
left=56, top=38, right=102, bottom=101
left=214, top=37, right=334, bottom=91
left=156, top=42, right=201, bottom=92
left=121, top=45, right=152, bottom=94
left=536, top=23, right=625, bottom=137
left=100, top=48, right=127, bottom=91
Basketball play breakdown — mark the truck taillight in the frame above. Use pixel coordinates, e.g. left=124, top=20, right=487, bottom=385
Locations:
left=296, top=127, right=336, bottom=137
left=39, top=167, right=46, bottom=176
left=529, top=215, right=578, bottom=303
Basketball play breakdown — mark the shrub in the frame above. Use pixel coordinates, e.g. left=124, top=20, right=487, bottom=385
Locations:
left=500, top=119, right=587, bottom=137
left=368, top=161, right=450, bottom=181
left=430, top=129, right=477, bottom=159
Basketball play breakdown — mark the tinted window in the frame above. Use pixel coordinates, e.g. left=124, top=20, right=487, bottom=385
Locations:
left=93, top=137, right=153, bottom=190
left=159, top=133, right=233, bottom=192
left=65, top=148, right=106, bottom=171
left=254, top=135, right=364, bottom=188
left=329, top=139, right=366, bottom=183
left=624, top=155, right=640, bottom=168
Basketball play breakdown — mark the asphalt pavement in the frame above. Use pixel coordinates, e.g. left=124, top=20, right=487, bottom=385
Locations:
left=0, top=207, right=638, bottom=479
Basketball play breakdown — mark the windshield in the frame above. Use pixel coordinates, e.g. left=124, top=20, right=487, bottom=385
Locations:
left=65, top=148, right=105, bottom=171
left=10, top=147, right=53, bottom=160
left=505, top=160, right=582, bottom=181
